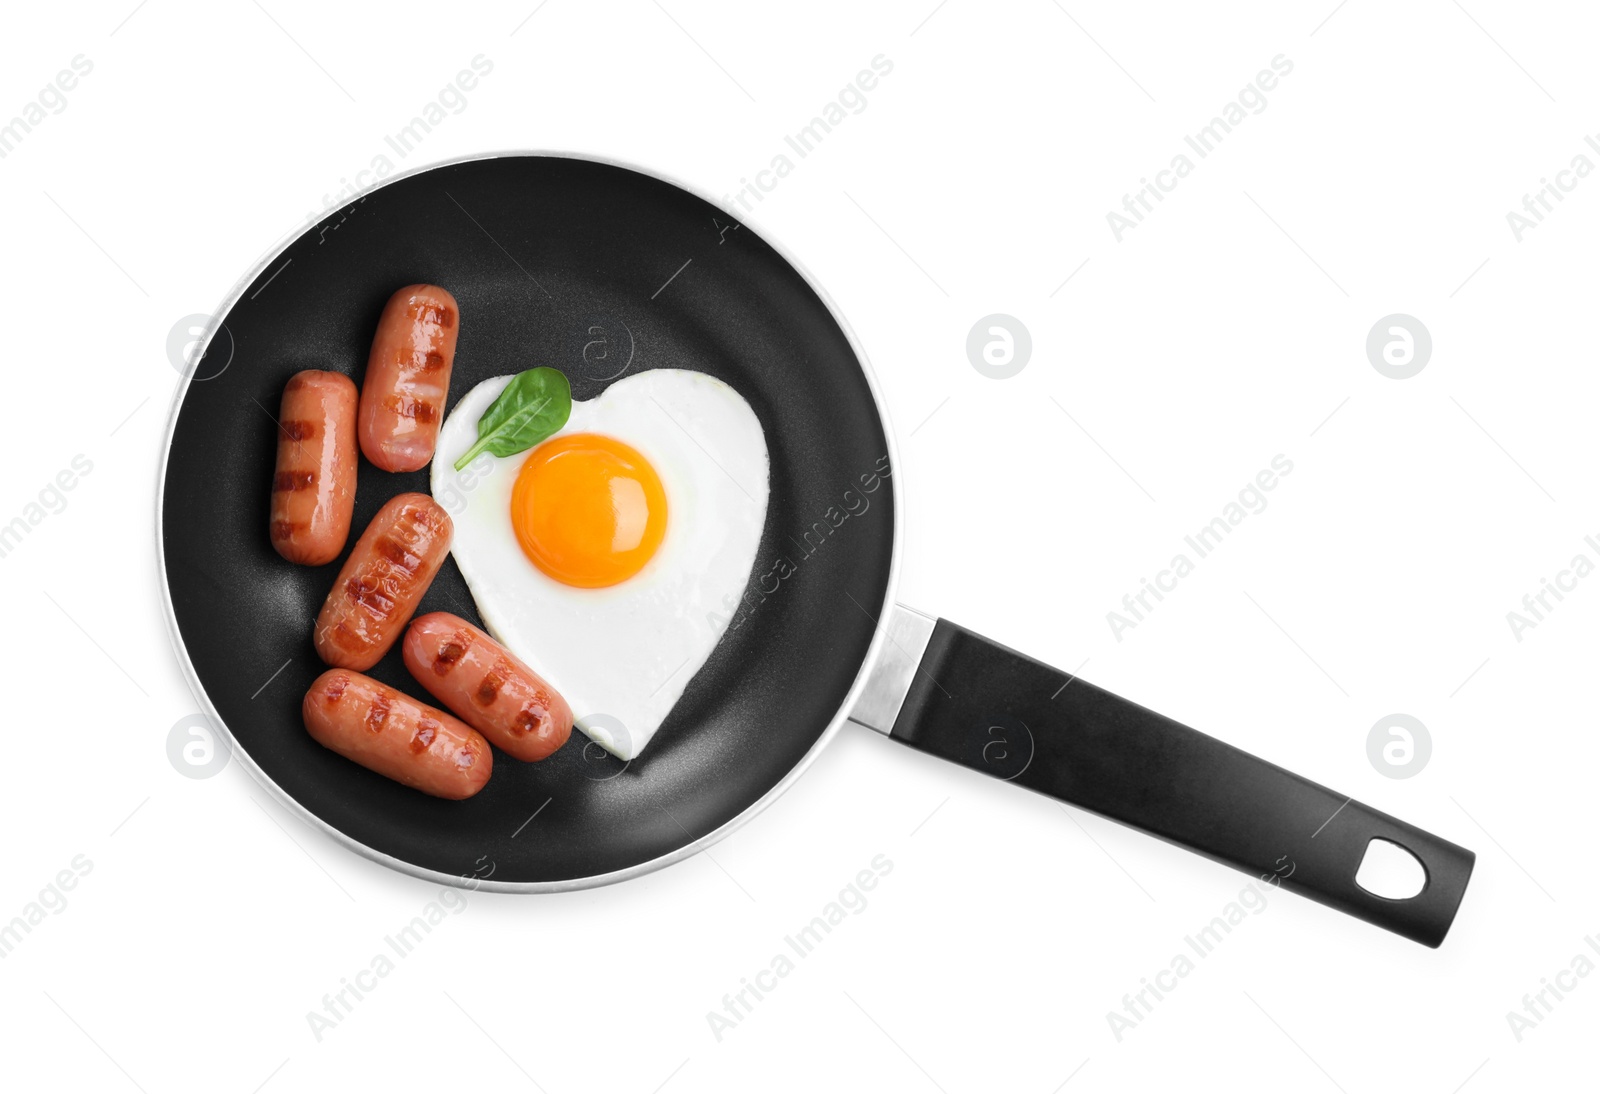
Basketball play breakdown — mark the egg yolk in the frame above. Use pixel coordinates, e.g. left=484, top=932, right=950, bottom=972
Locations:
left=510, top=433, right=668, bottom=588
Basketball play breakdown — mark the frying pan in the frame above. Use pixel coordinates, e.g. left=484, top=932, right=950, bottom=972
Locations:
left=159, top=153, right=1474, bottom=947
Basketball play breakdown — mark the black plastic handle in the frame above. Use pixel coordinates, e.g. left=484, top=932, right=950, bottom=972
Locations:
left=889, top=619, right=1475, bottom=947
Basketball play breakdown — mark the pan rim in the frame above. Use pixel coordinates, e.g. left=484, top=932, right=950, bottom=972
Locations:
left=154, top=148, right=905, bottom=893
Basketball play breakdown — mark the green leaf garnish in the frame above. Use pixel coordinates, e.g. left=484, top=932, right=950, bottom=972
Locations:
left=453, top=367, right=572, bottom=471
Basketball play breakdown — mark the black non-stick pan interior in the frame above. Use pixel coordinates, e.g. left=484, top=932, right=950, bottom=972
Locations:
left=161, top=155, right=897, bottom=885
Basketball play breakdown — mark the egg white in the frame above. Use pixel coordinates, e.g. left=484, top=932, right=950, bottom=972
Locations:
left=431, top=369, right=769, bottom=761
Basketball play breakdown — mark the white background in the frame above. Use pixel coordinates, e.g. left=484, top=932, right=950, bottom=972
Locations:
left=2, top=1, right=1596, bottom=1091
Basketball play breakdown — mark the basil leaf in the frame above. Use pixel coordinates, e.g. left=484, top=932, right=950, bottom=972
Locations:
left=453, top=367, right=572, bottom=471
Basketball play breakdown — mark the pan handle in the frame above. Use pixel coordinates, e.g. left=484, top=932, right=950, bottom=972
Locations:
left=848, top=605, right=1474, bottom=947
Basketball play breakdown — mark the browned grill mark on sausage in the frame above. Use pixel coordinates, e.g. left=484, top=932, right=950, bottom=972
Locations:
left=453, top=744, right=476, bottom=769
left=512, top=703, right=548, bottom=736
left=273, top=470, right=316, bottom=492
left=432, top=634, right=471, bottom=676
left=399, top=503, right=451, bottom=537
left=270, top=519, right=306, bottom=541
left=408, top=301, right=456, bottom=329
left=422, top=350, right=445, bottom=371
left=410, top=718, right=438, bottom=753
left=365, top=691, right=392, bottom=734
left=329, top=621, right=363, bottom=651
left=410, top=506, right=451, bottom=538
left=385, top=395, right=438, bottom=423
left=475, top=657, right=513, bottom=706
left=280, top=419, right=316, bottom=442
left=405, top=300, right=456, bottom=328
left=324, top=674, right=350, bottom=703
left=374, top=536, right=421, bottom=573
left=345, top=575, right=396, bottom=615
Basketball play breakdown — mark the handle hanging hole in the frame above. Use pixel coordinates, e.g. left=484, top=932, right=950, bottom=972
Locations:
left=1355, top=838, right=1427, bottom=900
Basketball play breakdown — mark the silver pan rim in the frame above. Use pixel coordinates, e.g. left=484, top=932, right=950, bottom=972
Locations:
left=154, top=149, right=905, bottom=893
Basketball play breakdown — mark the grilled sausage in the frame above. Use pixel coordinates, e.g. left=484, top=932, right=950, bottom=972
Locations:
left=302, top=669, right=491, bottom=799
left=358, top=284, right=459, bottom=472
left=270, top=370, right=358, bottom=565
left=314, top=493, right=452, bottom=670
left=403, top=612, right=573, bottom=762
